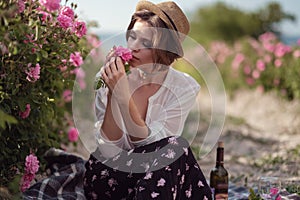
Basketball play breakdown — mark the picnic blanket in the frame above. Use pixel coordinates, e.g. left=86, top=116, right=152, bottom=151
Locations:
left=23, top=148, right=86, bottom=200
left=22, top=148, right=300, bottom=200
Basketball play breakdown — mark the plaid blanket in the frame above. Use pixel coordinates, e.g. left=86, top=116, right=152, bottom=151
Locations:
left=23, top=148, right=86, bottom=200
left=228, top=183, right=300, bottom=200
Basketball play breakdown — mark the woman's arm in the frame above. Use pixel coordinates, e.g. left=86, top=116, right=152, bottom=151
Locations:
left=101, top=56, right=148, bottom=142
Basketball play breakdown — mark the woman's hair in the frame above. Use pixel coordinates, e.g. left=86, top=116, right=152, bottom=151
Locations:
left=126, top=10, right=183, bottom=66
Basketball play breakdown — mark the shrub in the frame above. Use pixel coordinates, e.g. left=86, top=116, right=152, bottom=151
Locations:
left=208, top=33, right=300, bottom=100
left=0, top=0, right=99, bottom=191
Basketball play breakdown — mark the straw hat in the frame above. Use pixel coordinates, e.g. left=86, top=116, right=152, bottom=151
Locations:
left=136, top=1, right=190, bottom=40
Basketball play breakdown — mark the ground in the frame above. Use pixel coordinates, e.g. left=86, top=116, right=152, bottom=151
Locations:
left=190, top=89, right=300, bottom=189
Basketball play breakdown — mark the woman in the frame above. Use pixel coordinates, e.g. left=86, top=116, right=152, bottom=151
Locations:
left=84, top=1, right=212, bottom=199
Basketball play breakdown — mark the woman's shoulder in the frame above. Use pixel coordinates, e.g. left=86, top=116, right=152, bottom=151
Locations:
left=167, top=67, right=200, bottom=93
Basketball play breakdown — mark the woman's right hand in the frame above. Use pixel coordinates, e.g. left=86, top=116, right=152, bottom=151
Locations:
left=100, top=56, right=130, bottom=103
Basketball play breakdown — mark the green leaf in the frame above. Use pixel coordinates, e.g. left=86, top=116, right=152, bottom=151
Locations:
left=41, top=50, right=48, bottom=58
left=0, top=109, right=18, bottom=129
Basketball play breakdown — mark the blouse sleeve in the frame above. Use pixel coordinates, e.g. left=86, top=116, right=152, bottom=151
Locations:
left=94, top=88, right=133, bottom=158
left=129, top=73, right=200, bottom=147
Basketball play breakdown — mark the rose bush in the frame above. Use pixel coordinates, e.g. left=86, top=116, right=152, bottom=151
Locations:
left=208, top=32, right=300, bottom=100
left=0, top=0, right=100, bottom=192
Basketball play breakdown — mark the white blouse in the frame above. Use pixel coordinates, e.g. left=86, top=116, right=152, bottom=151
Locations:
left=94, top=67, right=200, bottom=158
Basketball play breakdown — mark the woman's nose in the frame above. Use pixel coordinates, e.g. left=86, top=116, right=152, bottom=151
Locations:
left=128, top=40, right=141, bottom=52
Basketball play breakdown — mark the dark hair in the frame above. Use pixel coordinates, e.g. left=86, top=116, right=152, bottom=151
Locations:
left=126, top=10, right=183, bottom=66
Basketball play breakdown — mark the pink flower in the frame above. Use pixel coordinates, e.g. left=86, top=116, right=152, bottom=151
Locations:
left=57, top=14, right=73, bottom=29
left=151, top=192, right=160, bottom=198
left=259, top=32, right=277, bottom=43
left=68, top=127, right=79, bottom=142
left=26, top=63, right=40, bottom=82
left=246, top=77, right=255, bottom=86
left=274, top=42, right=291, bottom=58
left=264, top=54, right=272, bottom=63
left=20, top=173, right=35, bottom=192
left=263, top=43, right=275, bottom=53
left=243, top=66, right=251, bottom=75
left=72, top=21, right=87, bottom=38
left=232, top=53, right=245, bottom=70
left=270, top=188, right=281, bottom=200
left=20, top=154, right=39, bottom=192
left=69, top=52, right=83, bottom=67
left=39, top=0, right=61, bottom=12
left=157, top=178, right=166, bottom=187
left=252, top=69, right=260, bottom=79
left=113, top=46, right=132, bottom=62
left=274, top=59, right=282, bottom=68
left=18, top=0, right=25, bottom=13
left=59, top=6, right=74, bottom=19
left=19, top=104, right=31, bottom=119
left=256, top=59, right=266, bottom=71
left=63, top=89, right=72, bottom=102
left=165, top=149, right=176, bottom=159
left=293, top=50, right=300, bottom=58
left=25, top=154, right=39, bottom=174
left=39, top=11, right=53, bottom=22
left=87, top=34, right=101, bottom=48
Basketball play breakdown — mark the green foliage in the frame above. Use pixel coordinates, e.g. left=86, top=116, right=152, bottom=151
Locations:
left=190, top=2, right=295, bottom=45
left=0, top=0, right=97, bottom=190
left=248, top=188, right=262, bottom=200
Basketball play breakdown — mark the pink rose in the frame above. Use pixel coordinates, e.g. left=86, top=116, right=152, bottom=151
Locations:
left=26, top=63, right=40, bottom=82
left=39, top=0, right=61, bottom=12
left=59, top=6, right=74, bottom=19
left=274, top=59, right=282, bottom=68
left=113, top=46, right=132, bottom=62
left=72, top=21, right=87, bottom=38
left=68, top=127, right=79, bottom=142
left=18, top=0, right=25, bottom=13
left=39, top=11, right=53, bottom=22
left=57, top=14, right=73, bottom=29
left=20, top=173, right=35, bottom=192
left=293, top=50, right=300, bottom=58
left=63, top=89, right=72, bottom=102
left=252, top=69, right=260, bottom=79
left=19, top=104, right=31, bottom=119
left=256, top=59, right=266, bottom=71
left=25, top=154, right=39, bottom=174
left=69, top=52, right=83, bottom=67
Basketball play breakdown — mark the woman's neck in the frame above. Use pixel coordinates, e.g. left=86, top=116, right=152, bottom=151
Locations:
left=129, top=64, right=169, bottom=86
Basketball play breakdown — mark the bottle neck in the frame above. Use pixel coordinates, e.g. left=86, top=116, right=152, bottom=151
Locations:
left=216, top=147, right=224, bottom=167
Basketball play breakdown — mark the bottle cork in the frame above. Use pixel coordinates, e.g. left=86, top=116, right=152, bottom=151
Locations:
left=218, top=141, right=224, bottom=148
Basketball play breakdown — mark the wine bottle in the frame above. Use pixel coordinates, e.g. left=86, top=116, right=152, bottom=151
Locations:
left=210, top=141, right=229, bottom=200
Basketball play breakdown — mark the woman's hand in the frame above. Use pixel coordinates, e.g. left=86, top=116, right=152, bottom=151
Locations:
left=100, top=56, right=130, bottom=103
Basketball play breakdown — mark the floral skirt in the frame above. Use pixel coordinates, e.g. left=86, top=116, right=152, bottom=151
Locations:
left=84, top=136, right=212, bottom=200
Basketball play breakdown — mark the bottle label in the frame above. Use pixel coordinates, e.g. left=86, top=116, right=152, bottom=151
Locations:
left=214, top=183, right=228, bottom=200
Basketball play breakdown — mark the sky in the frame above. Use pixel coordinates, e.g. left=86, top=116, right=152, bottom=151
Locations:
left=71, top=0, right=300, bottom=37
